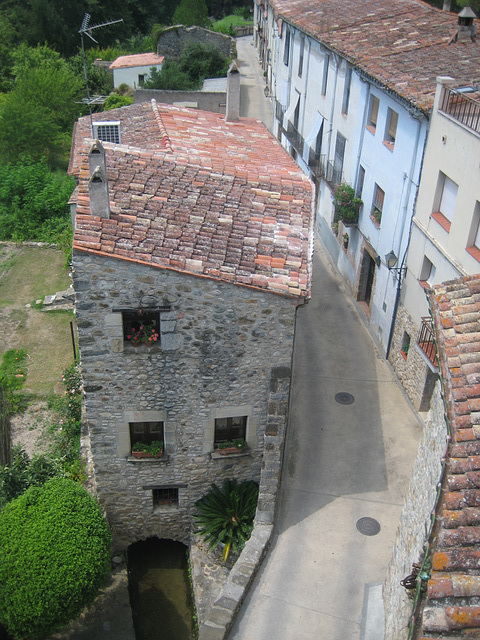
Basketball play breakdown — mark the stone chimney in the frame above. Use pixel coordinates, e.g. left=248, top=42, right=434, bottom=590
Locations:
left=442, top=0, right=451, bottom=11
left=456, top=6, right=477, bottom=42
left=226, top=61, right=240, bottom=122
left=88, top=141, right=110, bottom=219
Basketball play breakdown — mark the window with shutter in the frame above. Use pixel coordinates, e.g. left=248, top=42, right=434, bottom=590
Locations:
left=432, top=172, right=458, bottom=232
left=384, top=108, right=398, bottom=149
left=367, top=96, right=379, bottom=132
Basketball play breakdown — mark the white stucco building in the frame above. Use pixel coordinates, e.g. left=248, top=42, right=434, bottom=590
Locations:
left=390, top=76, right=480, bottom=410
left=254, top=0, right=480, bottom=370
left=109, top=53, right=164, bottom=90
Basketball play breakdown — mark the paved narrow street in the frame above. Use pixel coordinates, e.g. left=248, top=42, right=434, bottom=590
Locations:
left=229, top=241, right=421, bottom=639
left=231, top=37, right=421, bottom=638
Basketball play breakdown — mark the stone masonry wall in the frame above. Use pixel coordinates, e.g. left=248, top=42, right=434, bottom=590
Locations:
left=72, top=251, right=299, bottom=552
left=156, top=26, right=233, bottom=59
left=389, top=304, right=438, bottom=412
left=384, top=380, right=448, bottom=640
left=134, top=89, right=226, bottom=113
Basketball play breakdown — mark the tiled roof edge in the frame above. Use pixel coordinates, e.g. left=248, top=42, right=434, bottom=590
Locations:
left=72, top=245, right=308, bottom=300
left=151, top=99, right=173, bottom=152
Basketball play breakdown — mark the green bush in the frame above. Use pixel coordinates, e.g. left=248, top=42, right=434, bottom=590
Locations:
left=144, top=43, right=230, bottom=91
left=173, top=0, right=208, bottom=27
left=104, top=94, right=134, bottom=111
left=195, top=478, right=258, bottom=561
left=0, top=158, right=74, bottom=242
left=0, top=478, right=111, bottom=639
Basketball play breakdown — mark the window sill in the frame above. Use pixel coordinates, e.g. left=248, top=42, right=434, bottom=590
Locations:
left=366, top=124, right=376, bottom=135
left=466, top=246, right=480, bottom=263
left=382, top=140, right=395, bottom=152
left=370, top=214, right=381, bottom=228
left=400, top=350, right=408, bottom=361
left=210, top=450, right=250, bottom=460
left=127, top=455, right=169, bottom=463
left=431, top=212, right=451, bottom=233
left=418, top=280, right=433, bottom=290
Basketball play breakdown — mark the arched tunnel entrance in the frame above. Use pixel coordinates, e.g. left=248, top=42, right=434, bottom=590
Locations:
left=126, top=538, right=196, bottom=640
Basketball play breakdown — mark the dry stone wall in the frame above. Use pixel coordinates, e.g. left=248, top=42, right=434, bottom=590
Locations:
left=73, top=251, right=299, bottom=552
left=156, top=26, right=233, bottom=59
left=384, top=380, right=448, bottom=639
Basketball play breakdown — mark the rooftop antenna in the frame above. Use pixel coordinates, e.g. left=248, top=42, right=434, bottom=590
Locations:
left=79, top=13, right=123, bottom=132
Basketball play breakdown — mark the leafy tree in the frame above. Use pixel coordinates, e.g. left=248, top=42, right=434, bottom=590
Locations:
left=144, top=42, right=230, bottom=90
left=173, top=0, right=209, bottom=27
left=0, top=478, right=111, bottom=640
left=195, top=479, right=258, bottom=561
left=0, top=158, right=75, bottom=241
left=0, top=45, right=84, bottom=168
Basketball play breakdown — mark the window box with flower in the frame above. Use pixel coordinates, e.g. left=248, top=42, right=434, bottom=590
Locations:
left=333, top=183, right=363, bottom=227
left=126, top=322, right=160, bottom=346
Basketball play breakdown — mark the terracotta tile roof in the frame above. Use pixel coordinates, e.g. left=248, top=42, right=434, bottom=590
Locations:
left=71, top=101, right=313, bottom=299
left=423, top=275, right=480, bottom=636
left=269, top=0, right=480, bottom=112
left=109, top=53, right=164, bottom=69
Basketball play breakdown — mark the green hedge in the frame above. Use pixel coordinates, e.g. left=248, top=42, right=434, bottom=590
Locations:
left=0, top=478, right=111, bottom=639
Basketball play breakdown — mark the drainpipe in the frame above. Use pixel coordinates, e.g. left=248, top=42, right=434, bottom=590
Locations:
left=354, top=79, right=371, bottom=190
left=385, top=109, right=425, bottom=360
left=325, top=51, right=339, bottom=167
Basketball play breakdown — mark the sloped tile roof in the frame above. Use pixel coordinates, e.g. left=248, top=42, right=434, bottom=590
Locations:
left=268, top=0, right=480, bottom=112
left=109, top=53, right=164, bottom=69
left=71, top=101, right=313, bottom=298
left=423, top=275, right=480, bottom=636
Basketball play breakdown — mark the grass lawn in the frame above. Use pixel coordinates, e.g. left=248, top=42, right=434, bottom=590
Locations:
left=0, top=245, right=74, bottom=395
left=213, top=14, right=253, bottom=30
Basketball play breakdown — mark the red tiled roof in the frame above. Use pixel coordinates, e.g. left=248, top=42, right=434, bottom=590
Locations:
left=423, top=275, right=480, bottom=636
left=71, top=101, right=313, bottom=298
left=109, top=53, right=164, bottom=69
left=268, top=0, right=480, bottom=113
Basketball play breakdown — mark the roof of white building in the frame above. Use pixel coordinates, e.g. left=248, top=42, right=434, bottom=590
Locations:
left=266, top=0, right=480, bottom=113
left=109, top=53, right=164, bottom=70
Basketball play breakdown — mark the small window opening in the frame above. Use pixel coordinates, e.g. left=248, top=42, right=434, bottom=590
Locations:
left=123, top=311, right=160, bottom=345
left=214, top=416, right=247, bottom=447
left=153, top=488, right=178, bottom=506
left=367, top=96, right=379, bottom=132
left=401, top=332, right=410, bottom=360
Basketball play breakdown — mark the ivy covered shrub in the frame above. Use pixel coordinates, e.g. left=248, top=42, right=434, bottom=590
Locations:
left=333, top=182, right=363, bottom=225
left=0, top=478, right=111, bottom=640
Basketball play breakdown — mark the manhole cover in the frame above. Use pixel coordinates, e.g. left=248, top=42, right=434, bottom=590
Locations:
left=356, top=517, right=381, bottom=536
left=334, top=392, right=355, bottom=405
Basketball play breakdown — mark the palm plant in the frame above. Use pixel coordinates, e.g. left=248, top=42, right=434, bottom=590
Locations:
left=194, top=479, right=259, bottom=562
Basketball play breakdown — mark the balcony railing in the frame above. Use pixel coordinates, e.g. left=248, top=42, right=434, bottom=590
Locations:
left=275, top=99, right=284, bottom=123
left=439, top=86, right=480, bottom=135
left=284, top=121, right=305, bottom=155
left=417, top=317, right=438, bottom=368
left=308, top=153, right=326, bottom=179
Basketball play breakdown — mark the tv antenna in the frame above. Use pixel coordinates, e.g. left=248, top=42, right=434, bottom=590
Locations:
left=79, top=13, right=123, bottom=130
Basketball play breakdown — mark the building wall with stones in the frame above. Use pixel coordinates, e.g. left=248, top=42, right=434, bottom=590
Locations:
left=384, top=379, right=448, bottom=640
left=155, top=26, right=233, bottom=59
left=73, top=251, right=299, bottom=552
left=134, top=89, right=226, bottom=114
left=389, top=303, right=439, bottom=412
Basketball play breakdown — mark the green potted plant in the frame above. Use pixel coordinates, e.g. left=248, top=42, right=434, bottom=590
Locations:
left=126, top=322, right=159, bottom=346
left=333, top=183, right=363, bottom=226
left=131, top=440, right=164, bottom=458
left=217, top=438, right=247, bottom=455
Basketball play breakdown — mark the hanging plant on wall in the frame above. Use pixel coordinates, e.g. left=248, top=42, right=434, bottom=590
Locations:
left=333, top=183, right=363, bottom=226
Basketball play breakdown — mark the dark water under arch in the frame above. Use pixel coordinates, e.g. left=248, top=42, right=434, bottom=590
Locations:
left=127, top=538, right=196, bottom=640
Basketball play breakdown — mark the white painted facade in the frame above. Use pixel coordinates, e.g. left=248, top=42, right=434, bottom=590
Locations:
left=403, top=77, right=480, bottom=327
left=254, top=2, right=428, bottom=354
left=112, top=63, right=163, bottom=90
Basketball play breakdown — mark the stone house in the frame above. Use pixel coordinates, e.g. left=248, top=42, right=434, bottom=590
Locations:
left=68, top=100, right=313, bottom=551
left=384, top=274, right=480, bottom=638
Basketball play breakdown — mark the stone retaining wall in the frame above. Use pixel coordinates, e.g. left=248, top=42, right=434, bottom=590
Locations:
left=134, top=89, right=226, bottom=113
left=384, top=379, right=448, bottom=639
left=156, top=26, right=233, bottom=59
left=195, top=366, right=291, bottom=640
